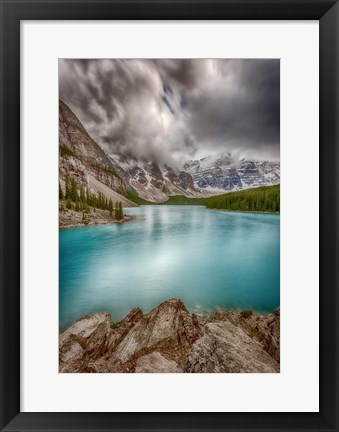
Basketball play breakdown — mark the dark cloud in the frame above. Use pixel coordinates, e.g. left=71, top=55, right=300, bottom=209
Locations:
left=59, top=59, right=280, bottom=167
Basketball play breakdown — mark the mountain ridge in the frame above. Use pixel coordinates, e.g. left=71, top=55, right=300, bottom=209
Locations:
left=184, top=153, right=280, bottom=193
left=59, top=99, right=137, bottom=208
left=59, top=100, right=280, bottom=204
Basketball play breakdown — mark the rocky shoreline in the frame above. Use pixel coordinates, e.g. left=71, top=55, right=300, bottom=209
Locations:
left=59, top=299, right=280, bottom=373
left=59, top=208, right=134, bottom=228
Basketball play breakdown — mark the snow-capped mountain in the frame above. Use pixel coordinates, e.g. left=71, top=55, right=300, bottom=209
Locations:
left=110, top=154, right=199, bottom=202
left=60, top=101, right=280, bottom=205
left=183, top=153, right=280, bottom=193
left=59, top=100, right=199, bottom=204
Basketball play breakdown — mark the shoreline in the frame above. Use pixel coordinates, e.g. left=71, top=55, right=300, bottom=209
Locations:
left=59, top=206, right=279, bottom=230
left=59, top=214, right=135, bottom=229
left=59, top=304, right=279, bottom=334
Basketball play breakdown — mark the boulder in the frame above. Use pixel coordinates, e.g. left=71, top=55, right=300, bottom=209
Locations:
left=186, top=321, right=280, bottom=373
left=107, top=307, right=143, bottom=354
left=59, top=298, right=280, bottom=373
left=110, top=299, right=202, bottom=368
left=135, top=352, right=183, bottom=373
left=213, top=309, right=280, bottom=363
left=59, top=312, right=112, bottom=372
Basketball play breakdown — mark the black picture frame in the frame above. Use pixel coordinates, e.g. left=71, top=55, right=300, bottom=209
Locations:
left=1, top=1, right=338, bottom=431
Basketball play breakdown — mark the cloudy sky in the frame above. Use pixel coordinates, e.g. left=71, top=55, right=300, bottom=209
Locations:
left=59, top=59, right=280, bottom=167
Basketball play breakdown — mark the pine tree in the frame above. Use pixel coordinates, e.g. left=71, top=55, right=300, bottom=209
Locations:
left=66, top=198, right=72, bottom=209
left=108, top=199, right=113, bottom=216
left=69, top=177, right=78, bottom=202
left=80, top=186, right=85, bottom=202
left=59, top=182, right=64, bottom=200
left=114, top=202, right=120, bottom=220
left=204, top=185, right=279, bottom=213
left=65, top=176, right=70, bottom=199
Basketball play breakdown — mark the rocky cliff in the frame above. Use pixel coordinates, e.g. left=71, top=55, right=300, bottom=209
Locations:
left=184, top=153, right=280, bottom=193
left=59, top=100, right=137, bottom=207
left=59, top=299, right=280, bottom=373
left=111, top=155, right=200, bottom=203
left=59, top=100, right=199, bottom=204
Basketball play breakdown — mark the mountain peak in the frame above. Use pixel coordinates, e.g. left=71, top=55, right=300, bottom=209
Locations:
left=184, top=153, right=280, bottom=193
left=60, top=102, right=279, bottom=204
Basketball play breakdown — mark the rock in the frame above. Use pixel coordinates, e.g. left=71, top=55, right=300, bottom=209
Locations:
left=110, top=299, right=202, bottom=368
left=135, top=352, right=183, bottom=373
left=124, top=162, right=197, bottom=202
left=59, top=312, right=112, bottom=372
left=107, top=307, right=143, bottom=354
left=59, top=100, right=137, bottom=210
left=213, top=309, right=280, bottom=363
left=59, top=298, right=280, bottom=373
left=164, top=165, right=195, bottom=191
left=83, top=309, right=142, bottom=373
left=59, top=207, right=134, bottom=228
left=186, top=321, right=280, bottom=373
left=184, top=154, right=280, bottom=192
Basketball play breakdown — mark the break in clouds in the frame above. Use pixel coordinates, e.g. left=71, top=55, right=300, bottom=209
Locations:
left=59, top=59, right=280, bottom=167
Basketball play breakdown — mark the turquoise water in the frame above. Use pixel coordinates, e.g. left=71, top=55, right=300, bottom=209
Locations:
left=59, top=206, right=280, bottom=330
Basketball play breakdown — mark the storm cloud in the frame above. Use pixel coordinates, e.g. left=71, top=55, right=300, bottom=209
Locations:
left=59, top=59, right=280, bottom=167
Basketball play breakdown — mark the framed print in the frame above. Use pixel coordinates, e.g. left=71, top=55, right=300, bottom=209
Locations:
left=0, top=0, right=338, bottom=431
left=58, top=57, right=281, bottom=375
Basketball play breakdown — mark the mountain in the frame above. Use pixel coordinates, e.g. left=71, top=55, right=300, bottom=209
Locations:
left=111, top=153, right=199, bottom=202
left=59, top=100, right=137, bottom=207
left=59, top=100, right=280, bottom=204
left=59, top=100, right=200, bottom=204
left=184, top=153, right=280, bottom=193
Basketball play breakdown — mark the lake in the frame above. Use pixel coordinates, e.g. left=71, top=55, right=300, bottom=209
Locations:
left=59, top=206, right=280, bottom=330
